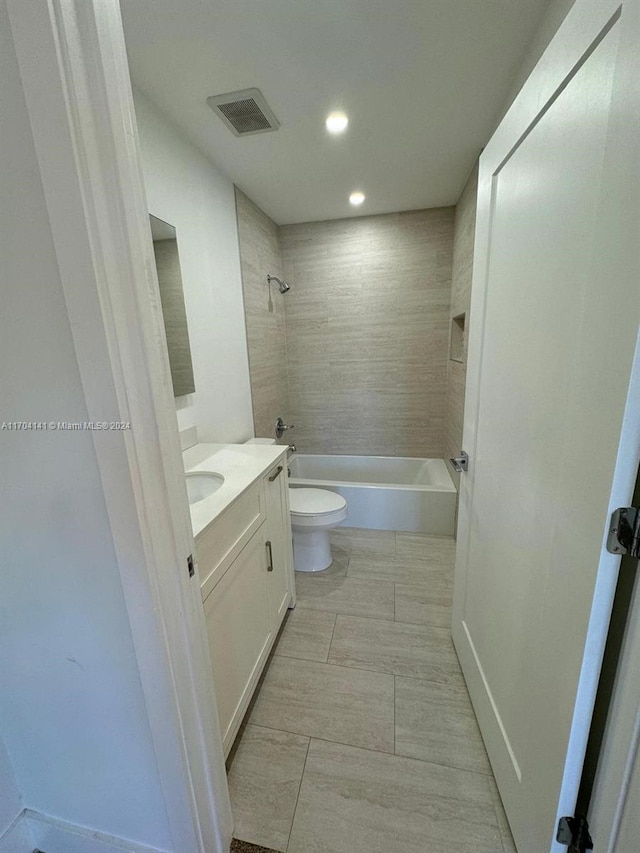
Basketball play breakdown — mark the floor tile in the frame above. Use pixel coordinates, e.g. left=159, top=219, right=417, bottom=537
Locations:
left=328, top=614, right=463, bottom=682
left=248, top=656, right=395, bottom=753
left=274, top=609, right=337, bottom=662
left=330, top=526, right=396, bottom=556
left=295, top=573, right=394, bottom=620
left=395, top=582, right=453, bottom=628
left=322, top=544, right=350, bottom=578
left=395, top=532, right=456, bottom=566
left=348, top=551, right=453, bottom=587
left=287, top=739, right=502, bottom=853
left=227, top=725, right=309, bottom=852
left=395, top=676, right=491, bottom=775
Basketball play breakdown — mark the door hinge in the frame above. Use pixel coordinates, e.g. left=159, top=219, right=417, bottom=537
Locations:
left=187, top=553, right=195, bottom=578
left=557, top=816, right=593, bottom=852
left=606, top=506, right=640, bottom=558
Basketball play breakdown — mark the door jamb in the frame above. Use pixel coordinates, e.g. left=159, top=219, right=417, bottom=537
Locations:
left=5, top=1, right=233, bottom=851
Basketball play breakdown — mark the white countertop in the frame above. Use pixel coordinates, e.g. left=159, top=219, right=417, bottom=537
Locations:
left=183, top=443, right=287, bottom=538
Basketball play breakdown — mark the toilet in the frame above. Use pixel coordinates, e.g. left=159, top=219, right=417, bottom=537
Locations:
left=243, top=438, right=347, bottom=572
left=289, top=488, right=348, bottom=573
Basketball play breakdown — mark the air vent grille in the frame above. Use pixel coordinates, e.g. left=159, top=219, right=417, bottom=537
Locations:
left=207, top=88, right=280, bottom=136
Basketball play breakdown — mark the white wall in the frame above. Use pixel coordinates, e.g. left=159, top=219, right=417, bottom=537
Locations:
left=134, top=91, right=254, bottom=443
left=498, top=0, right=577, bottom=121
left=0, top=5, right=171, bottom=849
left=0, top=737, right=22, bottom=838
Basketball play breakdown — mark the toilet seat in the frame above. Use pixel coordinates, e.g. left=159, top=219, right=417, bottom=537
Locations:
left=289, top=488, right=347, bottom=528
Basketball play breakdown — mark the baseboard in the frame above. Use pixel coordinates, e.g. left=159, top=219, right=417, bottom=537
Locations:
left=0, top=811, right=169, bottom=853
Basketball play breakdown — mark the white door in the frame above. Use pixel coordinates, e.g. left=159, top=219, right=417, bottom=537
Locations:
left=452, top=0, right=640, bottom=851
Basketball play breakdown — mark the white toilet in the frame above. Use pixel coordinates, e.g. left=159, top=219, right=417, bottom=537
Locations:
left=289, top=488, right=348, bottom=573
left=244, top=438, right=348, bottom=572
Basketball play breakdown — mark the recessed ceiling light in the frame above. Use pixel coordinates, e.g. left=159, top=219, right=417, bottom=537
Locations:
left=326, top=112, right=348, bottom=134
left=349, top=191, right=365, bottom=206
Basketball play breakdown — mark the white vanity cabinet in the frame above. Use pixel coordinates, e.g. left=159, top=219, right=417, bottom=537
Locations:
left=196, top=456, right=294, bottom=756
left=263, top=461, right=292, bottom=629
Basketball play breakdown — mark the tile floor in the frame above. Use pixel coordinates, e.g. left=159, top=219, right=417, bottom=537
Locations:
left=227, top=528, right=517, bottom=853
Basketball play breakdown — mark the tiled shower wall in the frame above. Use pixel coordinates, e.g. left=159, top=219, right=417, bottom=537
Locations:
left=235, top=193, right=477, bottom=460
left=444, top=164, right=478, bottom=487
left=235, top=187, right=289, bottom=440
left=279, top=209, right=455, bottom=456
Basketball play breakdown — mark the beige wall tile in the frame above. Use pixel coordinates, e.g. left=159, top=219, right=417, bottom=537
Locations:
left=235, top=187, right=290, bottom=440
left=280, top=208, right=455, bottom=456
left=237, top=185, right=477, bottom=462
left=445, top=163, right=478, bottom=491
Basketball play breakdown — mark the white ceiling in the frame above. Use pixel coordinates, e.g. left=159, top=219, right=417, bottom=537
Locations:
left=120, top=0, right=549, bottom=225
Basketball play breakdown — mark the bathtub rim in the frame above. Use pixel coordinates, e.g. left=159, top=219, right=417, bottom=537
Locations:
left=288, top=453, right=457, bottom=494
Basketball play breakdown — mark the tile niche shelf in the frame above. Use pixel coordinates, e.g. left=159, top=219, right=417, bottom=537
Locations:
left=449, top=313, right=466, bottom=363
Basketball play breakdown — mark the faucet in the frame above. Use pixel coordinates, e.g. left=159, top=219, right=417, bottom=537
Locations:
left=287, top=443, right=297, bottom=455
left=275, top=416, right=294, bottom=440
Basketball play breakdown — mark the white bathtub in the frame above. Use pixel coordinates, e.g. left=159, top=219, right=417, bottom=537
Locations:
left=289, top=454, right=456, bottom=535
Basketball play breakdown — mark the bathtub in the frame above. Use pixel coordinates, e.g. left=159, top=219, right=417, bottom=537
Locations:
left=289, top=454, right=456, bottom=535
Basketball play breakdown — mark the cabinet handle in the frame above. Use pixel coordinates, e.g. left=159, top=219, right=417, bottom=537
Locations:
left=266, top=540, right=274, bottom=572
left=268, top=465, right=283, bottom=482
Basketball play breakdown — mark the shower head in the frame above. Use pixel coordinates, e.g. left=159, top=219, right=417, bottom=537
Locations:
left=267, top=274, right=291, bottom=294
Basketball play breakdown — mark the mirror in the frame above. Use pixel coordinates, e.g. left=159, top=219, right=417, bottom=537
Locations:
left=150, top=215, right=195, bottom=397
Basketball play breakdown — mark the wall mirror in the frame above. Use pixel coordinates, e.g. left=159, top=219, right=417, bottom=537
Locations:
left=150, top=215, right=196, bottom=397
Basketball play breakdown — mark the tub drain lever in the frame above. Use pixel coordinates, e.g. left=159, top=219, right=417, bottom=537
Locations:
left=449, top=451, right=469, bottom=473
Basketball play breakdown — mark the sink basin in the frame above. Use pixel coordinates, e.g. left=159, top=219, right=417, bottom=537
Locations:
left=185, top=472, right=225, bottom=504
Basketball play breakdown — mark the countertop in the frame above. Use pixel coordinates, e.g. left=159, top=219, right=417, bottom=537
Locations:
left=183, top=442, right=287, bottom=538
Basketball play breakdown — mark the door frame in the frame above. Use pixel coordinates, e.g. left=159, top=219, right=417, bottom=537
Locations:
left=453, top=0, right=640, bottom=849
left=588, top=466, right=640, bottom=851
left=6, top=1, right=232, bottom=851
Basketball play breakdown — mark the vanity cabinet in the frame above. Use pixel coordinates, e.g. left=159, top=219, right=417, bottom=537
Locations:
left=197, top=457, right=294, bottom=756
left=264, top=462, right=292, bottom=629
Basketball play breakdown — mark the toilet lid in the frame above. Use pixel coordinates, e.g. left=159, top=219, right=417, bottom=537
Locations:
left=289, top=488, right=347, bottom=516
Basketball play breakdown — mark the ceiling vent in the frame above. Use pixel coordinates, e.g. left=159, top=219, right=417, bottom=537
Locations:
left=207, top=88, right=280, bottom=136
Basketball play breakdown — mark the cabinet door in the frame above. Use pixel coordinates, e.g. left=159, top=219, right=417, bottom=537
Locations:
left=264, top=462, right=294, bottom=630
left=203, top=531, right=272, bottom=754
